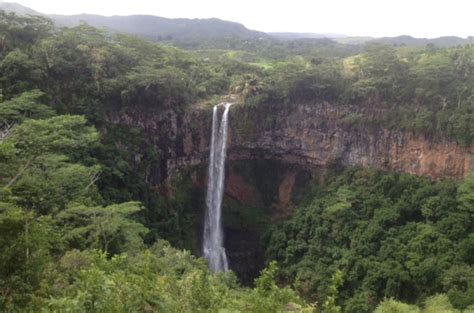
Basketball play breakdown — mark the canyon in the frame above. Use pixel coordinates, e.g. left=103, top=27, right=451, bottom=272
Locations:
left=106, top=101, right=474, bottom=283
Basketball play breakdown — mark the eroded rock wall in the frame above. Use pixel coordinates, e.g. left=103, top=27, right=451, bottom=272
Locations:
left=165, top=103, right=473, bottom=181
left=106, top=102, right=473, bottom=182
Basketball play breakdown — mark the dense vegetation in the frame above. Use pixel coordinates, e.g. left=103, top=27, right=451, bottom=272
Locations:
left=0, top=10, right=473, bottom=311
left=266, top=167, right=474, bottom=312
left=230, top=42, right=474, bottom=146
left=0, top=11, right=316, bottom=312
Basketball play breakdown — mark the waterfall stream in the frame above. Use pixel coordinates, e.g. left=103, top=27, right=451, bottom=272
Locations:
left=203, top=102, right=232, bottom=272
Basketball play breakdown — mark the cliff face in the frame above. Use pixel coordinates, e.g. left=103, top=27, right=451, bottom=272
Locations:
left=107, top=102, right=474, bottom=183
left=164, top=103, right=473, bottom=181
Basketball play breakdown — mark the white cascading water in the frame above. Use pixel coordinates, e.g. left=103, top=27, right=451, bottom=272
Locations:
left=203, top=102, right=232, bottom=272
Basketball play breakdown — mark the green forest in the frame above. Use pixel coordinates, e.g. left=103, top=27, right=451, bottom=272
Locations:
left=0, top=11, right=473, bottom=312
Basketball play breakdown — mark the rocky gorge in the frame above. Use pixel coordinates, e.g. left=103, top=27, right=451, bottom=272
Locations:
left=106, top=101, right=474, bottom=283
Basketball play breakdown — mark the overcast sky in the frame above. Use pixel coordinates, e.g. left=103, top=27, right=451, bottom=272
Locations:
left=11, top=0, right=474, bottom=38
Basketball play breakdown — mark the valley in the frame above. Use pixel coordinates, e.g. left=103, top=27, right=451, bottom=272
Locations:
left=0, top=3, right=473, bottom=312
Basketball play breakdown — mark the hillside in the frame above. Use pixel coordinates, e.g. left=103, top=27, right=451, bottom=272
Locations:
left=49, top=14, right=270, bottom=43
left=0, top=1, right=40, bottom=15
left=269, top=32, right=346, bottom=40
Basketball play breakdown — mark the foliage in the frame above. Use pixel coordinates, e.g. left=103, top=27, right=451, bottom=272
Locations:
left=0, top=204, right=59, bottom=310
left=0, top=10, right=473, bottom=312
left=374, top=294, right=467, bottom=313
left=266, top=167, right=474, bottom=312
left=0, top=89, right=54, bottom=124
left=0, top=11, right=53, bottom=55
left=1, top=115, right=98, bottom=195
left=58, top=202, right=148, bottom=254
left=374, top=298, right=420, bottom=313
left=323, top=270, right=343, bottom=313
left=2, top=241, right=311, bottom=312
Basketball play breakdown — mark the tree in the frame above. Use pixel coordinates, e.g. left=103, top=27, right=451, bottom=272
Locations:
left=412, top=53, right=456, bottom=107
left=12, top=156, right=100, bottom=213
left=0, top=12, right=53, bottom=55
left=374, top=298, right=420, bottom=313
left=0, top=89, right=54, bottom=125
left=58, top=201, right=148, bottom=254
left=0, top=204, right=58, bottom=310
left=458, top=172, right=474, bottom=214
left=352, top=43, right=410, bottom=102
left=230, top=74, right=265, bottom=104
left=2, top=115, right=97, bottom=190
left=323, top=270, right=343, bottom=313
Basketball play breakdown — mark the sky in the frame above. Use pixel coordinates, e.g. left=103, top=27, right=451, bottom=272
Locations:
left=9, top=0, right=474, bottom=38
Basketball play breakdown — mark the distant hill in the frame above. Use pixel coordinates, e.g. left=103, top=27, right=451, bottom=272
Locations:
left=0, top=2, right=472, bottom=49
left=373, top=35, right=474, bottom=47
left=269, top=32, right=346, bottom=40
left=0, top=2, right=270, bottom=49
left=277, top=33, right=474, bottom=47
left=0, top=1, right=41, bottom=15
left=333, top=36, right=374, bottom=45
left=49, top=14, right=270, bottom=44
left=269, top=32, right=474, bottom=47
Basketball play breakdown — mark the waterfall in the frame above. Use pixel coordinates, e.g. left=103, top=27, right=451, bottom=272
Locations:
left=203, top=102, right=232, bottom=272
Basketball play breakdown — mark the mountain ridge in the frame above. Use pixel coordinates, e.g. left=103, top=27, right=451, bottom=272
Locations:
left=48, top=13, right=269, bottom=41
left=0, top=2, right=472, bottom=48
